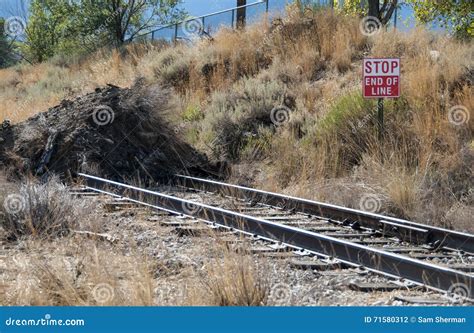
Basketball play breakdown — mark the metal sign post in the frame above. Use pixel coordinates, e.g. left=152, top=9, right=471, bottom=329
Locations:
left=363, top=58, right=400, bottom=141
left=377, top=98, right=384, bottom=140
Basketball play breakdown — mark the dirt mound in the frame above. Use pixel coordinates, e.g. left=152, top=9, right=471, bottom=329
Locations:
left=0, top=81, right=212, bottom=180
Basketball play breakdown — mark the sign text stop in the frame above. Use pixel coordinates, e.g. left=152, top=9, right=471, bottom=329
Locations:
left=363, top=58, right=400, bottom=98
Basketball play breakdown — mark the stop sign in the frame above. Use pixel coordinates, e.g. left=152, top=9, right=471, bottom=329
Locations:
left=363, top=58, right=400, bottom=98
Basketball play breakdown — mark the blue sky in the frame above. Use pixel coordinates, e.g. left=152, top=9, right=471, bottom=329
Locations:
left=185, top=0, right=246, bottom=16
left=2, top=0, right=260, bottom=18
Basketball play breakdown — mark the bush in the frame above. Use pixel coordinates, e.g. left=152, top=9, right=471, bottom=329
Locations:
left=1, top=177, right=91, bottom=239
left=200, top=76, right=292, bottom=160
left=153, top=46, right=190, bottom=89
left=318, top=92, right=374, bottom=134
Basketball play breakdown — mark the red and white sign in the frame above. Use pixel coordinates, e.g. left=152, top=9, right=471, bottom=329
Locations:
left=363, top=58, right=400, bottom=98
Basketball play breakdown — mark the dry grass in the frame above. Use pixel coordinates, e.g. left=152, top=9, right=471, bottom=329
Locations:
left=0, top=176, right=98, bottom=239
left=0, top=7, right=472, bottom=230
left=1, top=235, right=271, bottom=306
left=0, top=45, right=158, bottom=122
left=194, top=241, right=269, bottom=306
left=151, top=230, right=271, bottom=306
left=2, top=237, right=155, bottom=306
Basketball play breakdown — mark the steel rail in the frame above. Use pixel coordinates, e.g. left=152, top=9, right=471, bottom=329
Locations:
left=79, top=173, right=473, bottom=299
left=174, top=175, right=474, bottom=254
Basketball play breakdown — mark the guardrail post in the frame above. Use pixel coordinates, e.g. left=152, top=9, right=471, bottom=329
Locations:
left=266, top=0, right=269, bottom=12
left=231, top=9, right=235, bottom=28
left=174, top=23, right=178, bottom=42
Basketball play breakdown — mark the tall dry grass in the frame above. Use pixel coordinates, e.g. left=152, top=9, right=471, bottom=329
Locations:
left=2, top=238, right=155, bottom=306
left=0, top=176, right=97, bottom=239
left=1, top=225, right=272, bottom=306
left=194, top=240, right=269, bottom=306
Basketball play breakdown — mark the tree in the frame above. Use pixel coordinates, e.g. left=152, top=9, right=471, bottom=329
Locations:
left=337, top=0, right=473, bottom=37
left=0, top=18, right=16, bottom=68
left=25, top=0, right=78, bottom=62
left=77, top=0, right=186, bottom=47
left=237, top=0, right=247, bottom=29
left=336, top=0, right=398, bottom=25
left=407, top=0, right=473, bottom=38
left=24, top=0, right=186, bottom=62
left=367, top=0, right=398, bottom=25
left=0, top=17, right=11, bottom=68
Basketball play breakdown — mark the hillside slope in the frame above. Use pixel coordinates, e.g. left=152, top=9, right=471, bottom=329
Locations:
left=0, top=8, right=472, bottom=230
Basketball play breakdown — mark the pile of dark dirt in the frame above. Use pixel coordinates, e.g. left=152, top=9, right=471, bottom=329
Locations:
left=0, top=81, right=215, bottom=180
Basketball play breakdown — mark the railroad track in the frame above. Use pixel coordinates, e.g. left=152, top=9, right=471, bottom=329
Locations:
left=78, top=173, right=474, bottom=301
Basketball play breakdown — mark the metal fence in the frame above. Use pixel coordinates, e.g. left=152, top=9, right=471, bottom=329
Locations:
left=134, top=0, right=334, bottom=43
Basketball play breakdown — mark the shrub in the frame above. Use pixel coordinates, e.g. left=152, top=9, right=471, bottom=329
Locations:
left=0, top=177, right=92, bottom=239
left=153, top=46, right=191, bottom=89
left=182, top=103, right=203, bottom=122
left=199, top=76, right=292, bottom=160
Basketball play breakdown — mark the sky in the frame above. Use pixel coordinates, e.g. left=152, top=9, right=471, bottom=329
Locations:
left=186, top=0, right=250, bottom=16
left=0, top=0, right=270, bottom=18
